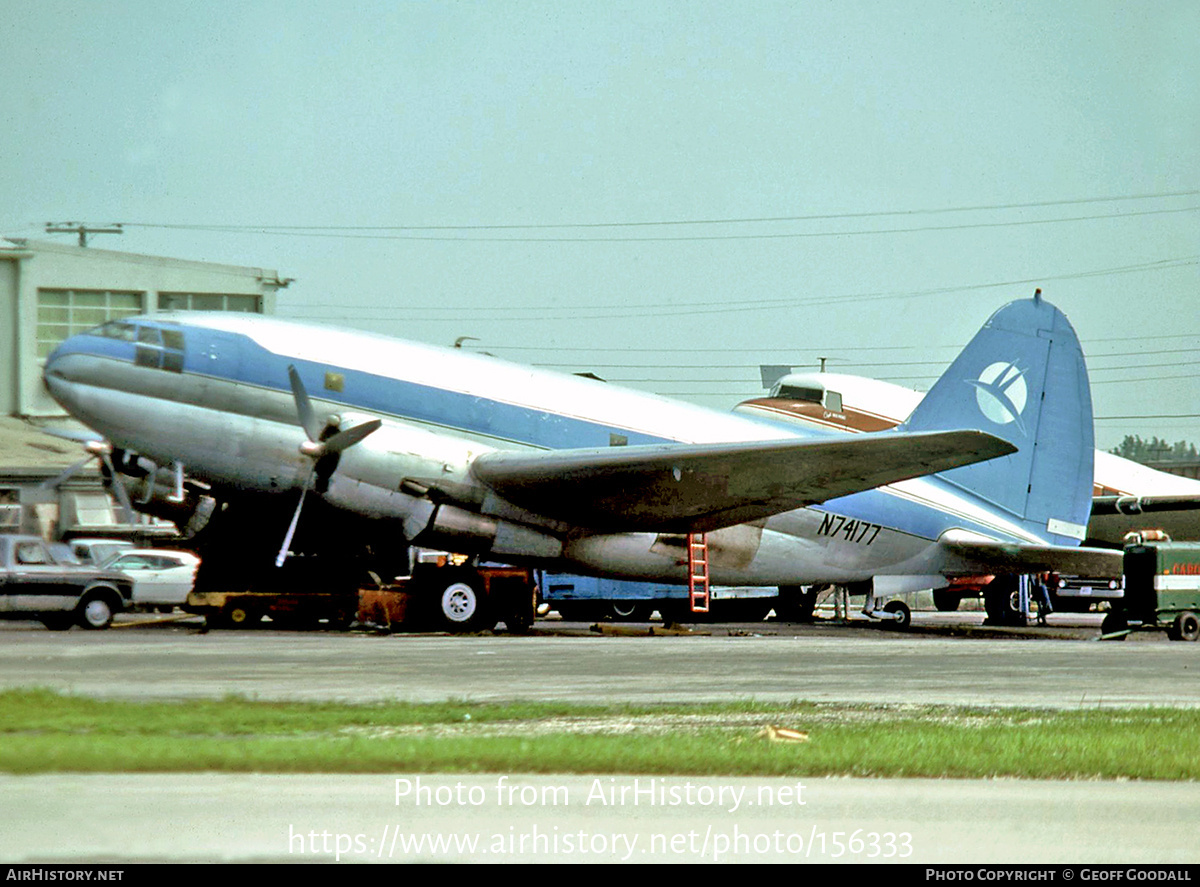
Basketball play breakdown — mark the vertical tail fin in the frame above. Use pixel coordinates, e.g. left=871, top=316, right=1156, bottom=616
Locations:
left=897, top=292, right=1093, bottom=545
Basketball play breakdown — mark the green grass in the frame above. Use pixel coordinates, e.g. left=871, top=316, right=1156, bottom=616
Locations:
left=1, top=689, right=1197, bottom=780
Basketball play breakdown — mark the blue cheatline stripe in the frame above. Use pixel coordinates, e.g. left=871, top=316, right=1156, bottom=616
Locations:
left=62, top=322, right=676, bottom=451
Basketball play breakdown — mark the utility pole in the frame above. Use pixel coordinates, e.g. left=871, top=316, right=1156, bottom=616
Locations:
left=44, top=222, right=123, bottom=247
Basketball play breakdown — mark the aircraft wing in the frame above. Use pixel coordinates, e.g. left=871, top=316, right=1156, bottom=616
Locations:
left=939, top=531, right=1124, bottom=578
left=471, top=429, right=1015, bottom=533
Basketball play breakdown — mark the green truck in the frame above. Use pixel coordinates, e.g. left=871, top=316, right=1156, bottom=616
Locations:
left=1102, top=541, right=1200, bottom=641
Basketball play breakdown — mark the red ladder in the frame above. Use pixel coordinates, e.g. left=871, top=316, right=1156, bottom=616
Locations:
left=687, top=532, right=710, bottom=613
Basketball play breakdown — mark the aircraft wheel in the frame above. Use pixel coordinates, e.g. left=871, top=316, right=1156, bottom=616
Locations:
left=775, top=586, right=817, bottom=622
left=1171, top=612, right=1200, bottom=643
left=883, top=599, right=911, bottom=630
left=77, top=592, right=117, bottom=630
left=984, top=577, right=1025, bottom=626
left=437, top=573, right=493, bottom=632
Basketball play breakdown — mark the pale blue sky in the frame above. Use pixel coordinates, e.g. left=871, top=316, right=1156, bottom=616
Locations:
left=3, top=1, right=1197, bottom=449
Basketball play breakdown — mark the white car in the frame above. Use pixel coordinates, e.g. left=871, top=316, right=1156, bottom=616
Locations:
left=69, top=538, right=135, bottom=566
left=103, top=549, right=200, bottom=609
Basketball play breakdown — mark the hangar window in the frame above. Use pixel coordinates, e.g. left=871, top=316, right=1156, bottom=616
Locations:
left=158, top=292, right=261, bottom=313
left=36, top=289, right=144, bottom=358
left=61, top=491, right=121, bottom=529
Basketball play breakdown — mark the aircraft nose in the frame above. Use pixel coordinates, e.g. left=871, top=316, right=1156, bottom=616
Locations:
left=41, top=332, right=90, bottom=396
left=42, top=338, right=72, bottom=382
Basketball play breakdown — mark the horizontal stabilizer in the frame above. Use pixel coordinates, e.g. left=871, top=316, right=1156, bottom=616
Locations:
left=473, top=430, right=1016, bottom=533
left=940, top=531, right=1124, bottom=578
left=1091, top=494, right=1200, bottom=517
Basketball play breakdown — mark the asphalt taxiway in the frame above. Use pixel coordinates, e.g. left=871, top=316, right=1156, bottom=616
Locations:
left=0, top=613, right=1195, bottom=708
left=1, top=614, right=1196, bottom=864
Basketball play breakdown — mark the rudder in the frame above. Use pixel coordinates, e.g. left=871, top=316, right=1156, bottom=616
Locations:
left=897, top=292, right=1093, bottom=545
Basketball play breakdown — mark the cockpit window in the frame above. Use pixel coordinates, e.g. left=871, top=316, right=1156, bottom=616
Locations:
left=773, top=385, right=824, bottom=404
left=93, top=321, right=138, bottom=342
left=132, top=325, right=185, bottom=373
left=769, top=384, right=843, bottom=412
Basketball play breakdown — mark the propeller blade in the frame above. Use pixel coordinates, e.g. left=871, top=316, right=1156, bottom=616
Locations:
left=40, top=457, right=93, bottom=490
left=288, top=364, right=322, bottom=443
left=275, top=466, right=315, bottom=567
left=322, top=419, right=382, bottom=454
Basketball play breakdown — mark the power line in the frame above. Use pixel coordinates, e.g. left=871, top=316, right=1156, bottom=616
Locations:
left=121, top=189, right=1200, bottom=233
left=125, top=204, right=1200, bottom=243
left=435, top=331, right=1200, bottom=354
left=285, top=256, right=1198, bottom=322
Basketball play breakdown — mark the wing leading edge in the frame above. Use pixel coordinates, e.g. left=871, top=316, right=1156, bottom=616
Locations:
left=471, top=429, right=1016, bottom=534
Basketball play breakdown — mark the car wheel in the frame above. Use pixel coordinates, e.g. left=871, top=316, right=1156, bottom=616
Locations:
left=609, top=600, right=651, bottom=621
left=219, top=602, right=261, bottom=629
left=883, top=599, right=912, bottom=629
left=438, top=574, right=492, bottom=632
left=77, top=593, right=115, bottom=630
left=1171, top=611, right=1200, bottom=643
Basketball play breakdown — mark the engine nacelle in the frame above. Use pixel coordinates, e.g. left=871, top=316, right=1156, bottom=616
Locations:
left=404, top=500, right=561, bottom=560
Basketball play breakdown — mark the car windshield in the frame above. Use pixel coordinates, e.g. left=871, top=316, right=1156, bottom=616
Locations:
left=48, top=544, right=83, bottom=565
left=96, top=546, right=135, bottom=567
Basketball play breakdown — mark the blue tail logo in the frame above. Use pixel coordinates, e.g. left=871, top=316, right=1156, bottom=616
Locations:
left=969, top=361, right=1028, bottom=434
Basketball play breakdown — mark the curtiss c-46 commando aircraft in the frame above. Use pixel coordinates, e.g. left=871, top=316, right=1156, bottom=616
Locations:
left=42, top=292, right=1120, bottom=628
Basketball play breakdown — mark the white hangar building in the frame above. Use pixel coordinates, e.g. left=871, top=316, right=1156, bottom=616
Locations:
left=0, top=237, right=289, bottom=538
left=1, top=237, right=289, bottom=417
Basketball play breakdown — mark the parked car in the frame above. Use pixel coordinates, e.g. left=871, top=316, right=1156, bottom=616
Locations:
left=0, top=534, right=134, bottom=630
left=102, top=549, right=200, bottom=610
left=68, top=538, right=135, bottom=567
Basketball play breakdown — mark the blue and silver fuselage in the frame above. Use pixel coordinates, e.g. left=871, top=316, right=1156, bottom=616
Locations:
left=43, top=312, right=1049, bottom=588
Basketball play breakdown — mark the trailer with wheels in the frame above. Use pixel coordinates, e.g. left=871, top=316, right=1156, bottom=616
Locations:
left=540, top=572, right=778, bottom=623
left=186, top=589, right=361, bottom=629
left=188, top=557, right=537, bottom=634
left=1100, top=540, right=1200, bottom=641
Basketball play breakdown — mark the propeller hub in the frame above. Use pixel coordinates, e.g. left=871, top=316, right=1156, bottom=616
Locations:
left=299, top=440, right=325, bottom=459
